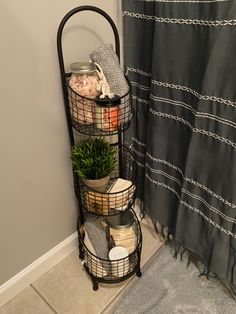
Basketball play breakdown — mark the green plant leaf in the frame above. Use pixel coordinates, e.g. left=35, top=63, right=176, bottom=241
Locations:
left=70, top=138, right=117, bottom=179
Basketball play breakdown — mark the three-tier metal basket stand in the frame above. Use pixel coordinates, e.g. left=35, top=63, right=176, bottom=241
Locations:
left=57, top=5, right=142, bottom=291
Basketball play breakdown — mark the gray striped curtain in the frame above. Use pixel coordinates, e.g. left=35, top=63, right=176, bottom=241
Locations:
left=122, top=0, right=236, bottom=288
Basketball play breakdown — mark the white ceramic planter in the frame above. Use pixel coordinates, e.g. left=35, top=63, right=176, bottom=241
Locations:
left=82, top=175, right=110, bottom=192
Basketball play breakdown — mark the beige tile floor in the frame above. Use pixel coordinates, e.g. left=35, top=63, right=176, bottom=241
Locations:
left=0, top=218, right=162, bottom=314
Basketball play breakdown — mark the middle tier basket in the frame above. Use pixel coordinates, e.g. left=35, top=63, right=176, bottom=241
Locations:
left=80, top=145, right=136, bottom=216
left=66, top=73, right=132, bottom=136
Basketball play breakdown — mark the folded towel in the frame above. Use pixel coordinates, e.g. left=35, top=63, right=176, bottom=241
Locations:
left=84, top=218, right=108, bottom=259
left=90, top=44, right=129, bottom=97
left=107, top=178, right=135, bottom=210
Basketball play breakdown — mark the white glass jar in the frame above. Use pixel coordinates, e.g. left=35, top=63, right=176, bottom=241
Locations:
left=69, top=62, right=100, bottom=124
left=69, top=62, right=100, bottom=97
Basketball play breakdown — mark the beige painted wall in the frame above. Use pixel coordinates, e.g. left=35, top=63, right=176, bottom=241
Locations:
left=0, top=0, right=121, bottom=285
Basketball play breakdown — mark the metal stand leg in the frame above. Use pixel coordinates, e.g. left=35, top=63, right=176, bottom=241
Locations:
left=83, top=264, right=99, bottom=291
left=92, top=278, right=99, bottom=291
left=136, top=264, right=142, bottom=277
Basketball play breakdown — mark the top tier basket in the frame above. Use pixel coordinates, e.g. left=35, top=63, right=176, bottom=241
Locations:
left=66, top=74, right=132, bottom=136
left=57, top=6, right=133, bottom=137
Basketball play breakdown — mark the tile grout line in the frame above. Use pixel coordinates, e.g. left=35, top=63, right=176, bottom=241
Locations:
left=99, top=219, right=164, bottom=313
left=100, top=218, right=164, bottom=313
left=30, top=284, right=58, bottom=314
left=99, top=278, right=134, bottom=314
left=100, top=243, right=164, bottom=314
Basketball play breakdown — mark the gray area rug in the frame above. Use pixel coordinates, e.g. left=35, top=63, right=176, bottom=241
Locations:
left=113, top=245, right=236, bottom=314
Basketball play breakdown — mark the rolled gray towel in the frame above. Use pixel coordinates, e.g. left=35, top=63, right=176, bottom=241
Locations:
left=90, top=44, right=129, bottom=97
left=84, top=219, right=108, bottom=259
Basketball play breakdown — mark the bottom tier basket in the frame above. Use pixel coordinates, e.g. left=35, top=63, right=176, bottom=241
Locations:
left=78, top=208, right=142, bottom=290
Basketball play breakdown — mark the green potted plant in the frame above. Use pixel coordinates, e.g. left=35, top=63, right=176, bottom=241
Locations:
left=71, top=137, right=117, bottom=192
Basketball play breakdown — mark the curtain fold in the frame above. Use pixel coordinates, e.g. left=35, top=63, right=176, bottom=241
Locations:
left=123, top=0, right=236, bottom=287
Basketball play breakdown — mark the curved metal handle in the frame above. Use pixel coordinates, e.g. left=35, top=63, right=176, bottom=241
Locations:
left=57, top=5, right=120, bottom=80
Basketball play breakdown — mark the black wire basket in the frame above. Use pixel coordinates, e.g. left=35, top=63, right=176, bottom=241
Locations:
left=78, top=208, right=142, bottom=290
left=79, top=146, right=136, bottom=216
left=66, top=74, right=132, bottom=136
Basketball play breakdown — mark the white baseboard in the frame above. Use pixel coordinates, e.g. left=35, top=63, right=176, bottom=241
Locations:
left=0, top=232, right=78, bottom=308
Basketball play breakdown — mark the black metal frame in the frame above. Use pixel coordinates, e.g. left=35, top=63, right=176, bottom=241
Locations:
left=57, top=5, right=142, bottom=291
